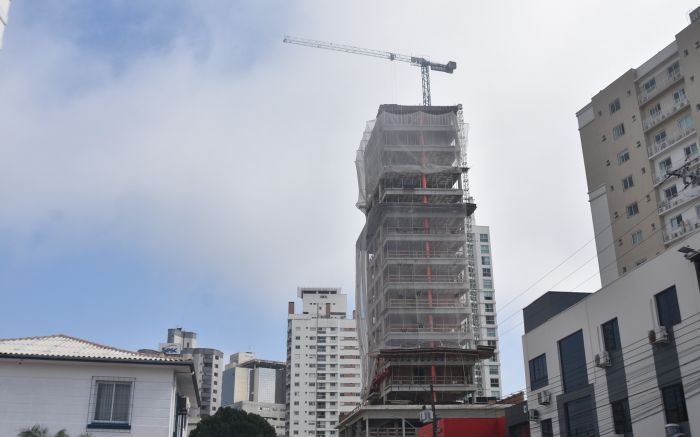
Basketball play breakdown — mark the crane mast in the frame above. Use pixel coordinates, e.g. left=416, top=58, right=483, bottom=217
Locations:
left=283, top=36, right=456, bottom=106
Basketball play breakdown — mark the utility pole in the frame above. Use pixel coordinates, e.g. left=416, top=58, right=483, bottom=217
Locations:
left=430, top=384, right=438, bottom=437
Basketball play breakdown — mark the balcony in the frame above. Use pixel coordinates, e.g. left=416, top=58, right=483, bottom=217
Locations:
left=642, top=96, right=690, bottom=132
left=654, top=155, right=700, bottom=186
left=638, top=69, right=683, bottom=106
left=664, top=217, right=700, bottom=244
left=658, top=186, right=700, bottom=215
left=647, top=125, right=696, bottom=158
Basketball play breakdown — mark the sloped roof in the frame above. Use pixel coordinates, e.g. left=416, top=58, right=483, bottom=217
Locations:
left=0, top=334, right=187, bottom=364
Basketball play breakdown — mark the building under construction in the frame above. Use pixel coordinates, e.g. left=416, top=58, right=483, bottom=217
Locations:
left=354, top=104, right=498, bottom=407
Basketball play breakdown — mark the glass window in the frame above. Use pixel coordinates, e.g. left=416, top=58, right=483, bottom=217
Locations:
left=479, top=233, right=489, bottom=242
left=559, top=330, right=588, bottom=393
left=611, top=398, right=633, bottom=434
left=483, top=291, right=494, bottom=300
left=483, top=279, right=493, bottom=289
left=632, top=230, right=643, bottom=245
left=481, top=256, right=491, bottom=265
left=602, top=318, right=620, bottom=352
left=670, top=214, right=683, bottom=229
left=649, top=102, right=662, bottom=117
left=480, top=245, right=490, bottom=254
left=617, top=148, right=630, bottom=165
left=613, top=123, right=626, bottom=139
left=489, top=365, right=499, bottom=375
left=679, top=114, right=693, bottom=131
left=92, top=381, right=133, bottom=426
left=622, top=175, right=634, bottom=190
left=659, top=157, right=672, bottom=172
left=529, top=354, right=548, bottom=390
left=484, top=303, right=494, bottom=313
left=656, top=286, right=681, bottom=328
left=565, top=396, right=596, bottom=437
left=644, top=77, right=656, bottom=92
left=668, top=61, right=681, bottom=78
left=490, top=378, right=500, bottom=387
left=610, top=98, right=621, bottom=114
left=684, top=143, right=698, bottom=159
left=485, top=315, right=495, bottom=325
left=626, top=202, right=639, bottom=217
left=674, top=88, right=687, bottom=103
left=482, top=268, right=492, bottom=278
left=487, top=328, right=496, bottom=337
left=655, top=130, right=667, bottom=144
left=662, top=383, right=688, bottom=423
left=665, top=185, right=678, bottom=199
left=541, top=419, right=554, bottom=437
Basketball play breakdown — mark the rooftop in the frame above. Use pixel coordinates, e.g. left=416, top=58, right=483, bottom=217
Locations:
left=0, top=334, right=188, bottom=364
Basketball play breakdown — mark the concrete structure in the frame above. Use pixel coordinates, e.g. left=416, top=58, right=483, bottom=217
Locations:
left=286, top=287, right=362, bottom=437
left=577, top=6, right=700, bottom=285
left=521, top=232, right=700, bottom=436
left=0, top=334, right=199, bottom=437
left=354, top=104, right=497, bottom=409
left=222, top=352, right=287, bottom=436
left=164, top=328, right=224, bottom=418
left=0, top=0, right=10, bottom=49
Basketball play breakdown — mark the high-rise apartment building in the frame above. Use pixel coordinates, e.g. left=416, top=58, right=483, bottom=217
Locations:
left=286, top=288, right=361, bottom=437
left=222, top=352, right=287, bottom=436
left=0, top=0, right=10, bottom=49
left=164, top=328, right=224, bottom=418
left=354, top=104, right=498, bottom=406
left=577, top=7, right=700, bottom=285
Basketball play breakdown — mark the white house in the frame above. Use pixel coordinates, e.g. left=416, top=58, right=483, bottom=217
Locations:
left=0, top=334, right=199, bottom=437
left=521, top=231, right=700, bottom=437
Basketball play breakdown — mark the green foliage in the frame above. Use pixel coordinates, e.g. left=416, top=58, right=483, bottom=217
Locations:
left=17, top=426, right=90, bottom=437
left=190, top=407, right=277, bottom=437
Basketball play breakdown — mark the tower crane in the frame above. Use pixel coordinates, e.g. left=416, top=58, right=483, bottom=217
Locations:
left=283, top=36, right=456, bottom=106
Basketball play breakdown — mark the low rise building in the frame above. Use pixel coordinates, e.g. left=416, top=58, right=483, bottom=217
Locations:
left=522, top=232, right=700, bottom=436
left=0, top=334, right=199, bottom=437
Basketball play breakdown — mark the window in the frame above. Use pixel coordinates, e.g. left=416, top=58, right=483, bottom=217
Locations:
left=483, top=291, right=494, bottom=300
left=626, top=202, right=639, bottom=217
left=679, top=114, right=693, bottom=131
left=88, top=379, right=133, bottom=429
left=482, top=268, right=492, bottom=278
left=480, top=245, right=490, bottom=254
left=481, top=256, right=491, bottom=265
left=662, top=383, right=688, bottom=423
left=613, top=123, right=626, bottom=139
left=541, top=419, right=554, bottom=437
left=610, top=98, right=621, bottom=114
left=649, top=102, right=662, bottom=117
left=656, top=286, right=681, bottom=328
left=674, top=88, right=687, bottom=104
left=485, top=303, right=494, bottom=312
left=485, top=315, right=495, bottom=325
left=622, top=175, right=634, bottom=190
left=644, top=77, right=656, bottom=92
left=483, top=279, right=493, bottom=289
left=611, top=399, right=633, bottom=434
left=684, top=143, right=698, bottom=159
left=479, top=233, right=489, bottom=242
left=559, top=330, right=587, bottom=393
left=665, top=185, right=678, bottom=199
left=632, top=230, right=643, bottom=245
left=668, top=61, right=681, bottom=78
left=659, top=157, right=672, bottom=173
left=487, top=328, right=496, bottom=337
left=490, top=378, right=500, bottom=387
left=617, top=148, right=630, bottom=165
left=489, top=365, right=499, bottom=375
left=528, top=354, right=548, bottom=390
left=655, top=130, right=667, bottom=144
left=565, top=396, right=596, bottom=437
left=602, top=318, right=620, bottom=352
left=670, top=214, right=683, bottom=229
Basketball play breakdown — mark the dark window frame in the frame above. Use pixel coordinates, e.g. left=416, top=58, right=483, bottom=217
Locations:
left=529, top=353, right=548, bottom=390
left=611, top=398, right=633, bottom=434
left=558, top=330, right=588, bottom=393
left=655, top=286, right=681, bottom=328
left=662, top=383, right=688, bottom=423
left=602, top=318, right=621, bottom=352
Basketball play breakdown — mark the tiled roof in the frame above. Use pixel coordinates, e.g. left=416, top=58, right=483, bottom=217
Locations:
left=0, top=334, right=186, bottom=363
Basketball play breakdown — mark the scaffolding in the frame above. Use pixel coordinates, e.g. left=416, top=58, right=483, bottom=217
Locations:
left=355, top=105, right=492, bottom=405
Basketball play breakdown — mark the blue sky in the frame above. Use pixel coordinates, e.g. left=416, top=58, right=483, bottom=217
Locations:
left=2, top=0, right=699, bottom=397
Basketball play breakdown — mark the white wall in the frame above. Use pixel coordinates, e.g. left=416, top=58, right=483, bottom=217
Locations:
left=0, top=359, right=178, bottom=437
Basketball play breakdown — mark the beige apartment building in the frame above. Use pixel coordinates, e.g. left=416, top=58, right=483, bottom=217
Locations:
left=577, top=7, right=700, bottom=286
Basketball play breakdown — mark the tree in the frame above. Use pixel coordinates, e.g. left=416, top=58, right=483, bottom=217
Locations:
left=17, top=427, right=90, bottom=437
left=190, top=407, right=276, bottom=437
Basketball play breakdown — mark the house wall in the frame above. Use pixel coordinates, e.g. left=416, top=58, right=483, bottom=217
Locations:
left=522, top=232, right=700, bottom=436
left=0, top=359, right=178, bottom=437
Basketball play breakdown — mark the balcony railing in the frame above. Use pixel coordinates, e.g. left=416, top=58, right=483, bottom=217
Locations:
left=388, top=375, right=473, bottom=385
left=654, top=155, right=700, bottom=186
left=385, top=249, right=466, bottom=259
left=385, top=273, right=466, bottom=283
left=664, top=217, right=700, bottom=244
left=642, top=97, right=689, bottom=131
left=658, top=186, right=700, bottom=214
left=647, top=126, right=696, bottom=158
left=386, top=298, right=467, bottom=309
left=638, top=70, right=683, bottom=105
left=386, top=324, right=467, bottom=334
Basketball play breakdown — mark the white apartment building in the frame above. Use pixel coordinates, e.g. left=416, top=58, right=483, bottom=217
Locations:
left=472, top=225, right=501, bottom=399
left=522, top=232, right=700, bottom=436
left=0, top=0, right=10, bottom=49
left=286, top=287, right=362, bottom=437
left=577, top=6, right=700, bottom=285
left=0, top=334, right=199, bottom=437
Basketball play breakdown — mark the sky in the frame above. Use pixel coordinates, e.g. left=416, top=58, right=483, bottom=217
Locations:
left=1, top=0, right=699, bottom=397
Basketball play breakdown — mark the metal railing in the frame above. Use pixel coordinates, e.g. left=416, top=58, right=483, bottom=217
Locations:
left=385, top=273, right=466, bottom=283
left=386, top=324, right=466, bottom=333
left=658, top=186, right=700, bottom=214
left=385, top=249, right=465, bottom=259
left=384, top=226, right=466, bottom=236
left=648, top=126, right=696, bottom=158
left=388, top=375, right=473, bottom=385
left=638, top=70, right=683, bottom=105
left=386, top=298, right=467, bottom=308
left=643, top=97, right=689, bottom=131
left=664, top=218, right=700, bottom=243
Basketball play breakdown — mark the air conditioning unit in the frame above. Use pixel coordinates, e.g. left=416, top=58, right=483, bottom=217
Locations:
left=649, top=326, right=670, bottom=344
left=537, top=390, right=551, bottom=405
left=594, top=351, right=612, bottom=368
left=528, top=409, right=540, bottom=422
